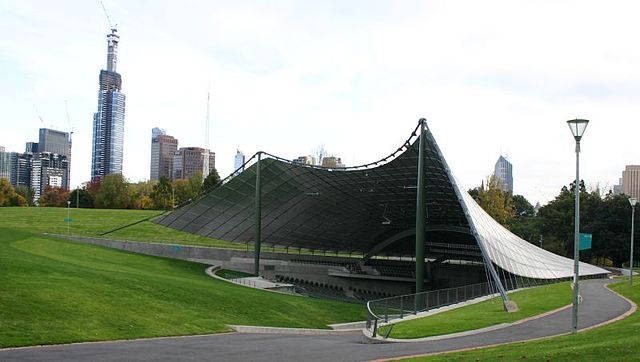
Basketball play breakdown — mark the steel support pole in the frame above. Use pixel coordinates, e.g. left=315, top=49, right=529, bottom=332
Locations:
left=415, top=118, right=427, bottom=293
left=572, top=140, right=581, bottom=334
left=631, top=204, right=636, bottom=286
left=67, top=201, right=70, bottom=235
left=254, top=152, right=262, bottom=276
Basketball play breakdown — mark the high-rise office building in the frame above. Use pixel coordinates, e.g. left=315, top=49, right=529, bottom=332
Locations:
left=0, top=148, right=11, bottom=181
left=150, top=127, right=179, bottom=181
left=30, top=152, right=69, bottom=201
left=620, top=165, right=640, bottom=200
left=10, top=152, right=31, bottom=188
left=172, top=147, right=216, bottom=181
left=38, top=128, right=71, bottom=186
left=494, top=155, right=513, bottom=194
left=293, top=155, right=315, bottom=165
left=321, top=156, right=345, bottom=168
left=91, top=28, right=126, bottom=180
left=1, top=128, right=71, bottom=203
left=39, top=129, right=71, bottom=156
left=233, top=149, right=245, bottom=174
left=25, top=142, right=38, bottom=153
left=613, top=177, right=624, bottom=195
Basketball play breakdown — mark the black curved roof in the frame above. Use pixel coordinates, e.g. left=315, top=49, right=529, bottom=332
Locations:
left=156, top=123, right=478, bottom=257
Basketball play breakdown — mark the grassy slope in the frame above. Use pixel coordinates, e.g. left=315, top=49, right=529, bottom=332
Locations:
left=0, top=207, right=242, bottom=249
left=387, top=282, right=571, bottom=339
left=0, top=228, right=367, bottom=348
left=405, top=281, right=640, bottom=361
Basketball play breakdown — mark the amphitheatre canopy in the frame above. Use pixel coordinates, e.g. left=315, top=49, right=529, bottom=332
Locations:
left=157, top=120, right=607, bottom=280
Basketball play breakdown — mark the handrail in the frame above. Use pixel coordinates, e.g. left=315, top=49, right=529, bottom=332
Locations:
left=365, top=276, right=565, bottom=338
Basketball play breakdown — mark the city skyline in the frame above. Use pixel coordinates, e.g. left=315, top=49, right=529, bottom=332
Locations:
left=1, top=1, right=639, bottom=205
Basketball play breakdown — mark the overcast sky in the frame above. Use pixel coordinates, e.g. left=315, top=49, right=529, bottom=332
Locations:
left=1, top=0, right=639, bottom=205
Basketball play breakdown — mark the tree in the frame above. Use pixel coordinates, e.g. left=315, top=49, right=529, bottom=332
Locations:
left=0, top=178, right=14, bottom=206
left=512, top=194, right=535, bottom=218
left=150, top=176, right=173, bottom=210
left=68, top=188, right=94, bottom=208
left=173, top=179, right=192, bottom=206
left=509, top=194, right=540, bottom=244
left=473, top=175, right=514, bottom=227
left=15, top=186, right=35, bottom=206
left=38, top=186, right=70, bottom=207
left=534, top=180, right=607, bottom=259
left=0, top=178, right=26, bottom=207
left=94, top=174, right=130, bottom=209
left=188, top=171, right=204, bottom=196
left=128, top=180, right=155, bottom=209
left=201, top=168, right=220, bottom=194
left=583, top=193, right=633, bottom=267
left=85, top=179, right=101, bottom=199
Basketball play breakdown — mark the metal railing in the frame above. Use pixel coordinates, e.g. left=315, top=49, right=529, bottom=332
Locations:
left=365, top=281, right=498, bottom=338
left=230, top=277, right=258, bottom=288
left=364, top=275, right=582, bottom=338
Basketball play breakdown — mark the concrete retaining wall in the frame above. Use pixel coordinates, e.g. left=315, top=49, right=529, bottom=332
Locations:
left=66, top=236, right=484, bottom=298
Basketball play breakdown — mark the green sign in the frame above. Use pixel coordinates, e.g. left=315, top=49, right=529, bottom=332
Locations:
left=64, top=218, right=73, bottom=222
left=579, top=233, right=592, bottom=250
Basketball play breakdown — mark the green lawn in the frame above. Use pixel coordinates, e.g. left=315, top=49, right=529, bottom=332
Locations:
left=0, top=227, right=367, bottom=348
left=0, top=207, right=242, bottom=249
left=385, top=281, right=572, bottom=339
left=402, top=280, right=639, bottom=361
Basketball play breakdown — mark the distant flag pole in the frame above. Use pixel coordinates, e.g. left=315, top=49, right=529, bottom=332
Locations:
left=203, top=82, right=211, bottom=178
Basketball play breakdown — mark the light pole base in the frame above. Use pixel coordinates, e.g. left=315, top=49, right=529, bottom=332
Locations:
left=504, top=300, right=519, bottom=313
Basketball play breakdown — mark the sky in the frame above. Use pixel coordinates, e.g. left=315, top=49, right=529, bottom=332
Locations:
left=1, top=0, right=639, bottom=206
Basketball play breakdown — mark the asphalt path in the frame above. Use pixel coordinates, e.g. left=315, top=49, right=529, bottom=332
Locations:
left=0, top=279, right=632, bottom=362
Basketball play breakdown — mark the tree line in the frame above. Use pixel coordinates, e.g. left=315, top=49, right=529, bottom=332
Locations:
left=471, top=176, right=636, bottom=268
left=0, top=168, right=220, bottom=210
left=3, top=169, right=636, bottom=267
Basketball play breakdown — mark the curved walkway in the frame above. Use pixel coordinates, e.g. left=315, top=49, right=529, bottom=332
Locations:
left=0, top=279, right=633, bottom=362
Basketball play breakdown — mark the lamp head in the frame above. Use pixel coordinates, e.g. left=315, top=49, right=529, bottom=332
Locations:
left=630, top=197, right=638, bottom=207
left=567, top=119, right=589, bottom=141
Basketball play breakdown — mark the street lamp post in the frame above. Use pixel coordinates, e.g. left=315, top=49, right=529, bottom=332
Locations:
left=630, top=197, right=637, bottom=286
left=67, top=200, right=71, bottom=235
left=567, top=118, right=589, bottom=334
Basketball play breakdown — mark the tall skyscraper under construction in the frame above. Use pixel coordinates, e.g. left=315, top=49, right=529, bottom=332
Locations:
left=91, top=27, right=126, bottom=180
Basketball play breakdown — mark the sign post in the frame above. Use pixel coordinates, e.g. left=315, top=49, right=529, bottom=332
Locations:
left=579, top=233, right=592, bottom=251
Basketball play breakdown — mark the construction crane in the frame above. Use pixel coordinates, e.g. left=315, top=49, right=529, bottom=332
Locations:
left=65, top=100, right=74, bottom=145
left=100, top=1, right=116, bottom=30
left=33, top=104, right=55, bottom=129
left=33, top=104, right=45, bottom=124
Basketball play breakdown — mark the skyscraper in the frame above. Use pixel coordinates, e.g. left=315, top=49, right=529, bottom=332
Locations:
left=321, top=156, right=345, bottom=168
left=150, top=127, right=179, bottom=181
left=91, top=28, right=126, bottom=180
left=172, top=147, right=215, bottom=181
left=621, top=165, right=640, bottom=200
left=0, top=148, right=11, bottom=181
left=293, top=155, right=315, bottom=165
left=233, top=149, right=245, bottom=175
left=30, top=152, right=69, bottom=201
left=38, top=128, right=71, bottom=187
left=494, top=155, right=513, bottom=194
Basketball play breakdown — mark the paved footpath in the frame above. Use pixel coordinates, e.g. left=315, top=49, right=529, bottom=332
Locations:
left=0, top=279, right=633, bottom=362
